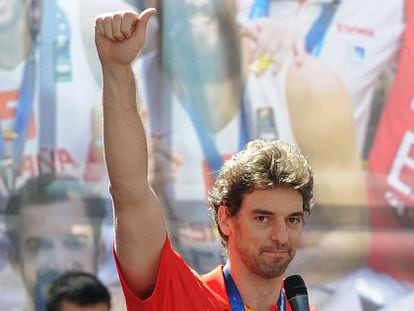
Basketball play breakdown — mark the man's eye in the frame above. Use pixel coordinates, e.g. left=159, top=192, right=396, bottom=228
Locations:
left=63, top=235, right=88, bottom=249
left=256, top=216, right=270, bottom=224
left=24, top=238, right=52, bottom=254
left=287, top=217, right=303, bottom=225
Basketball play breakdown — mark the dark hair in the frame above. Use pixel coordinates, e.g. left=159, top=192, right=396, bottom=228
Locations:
left=208, top=140, right=314, bottom=247
left=46, top=271, right=111, bottom=311
left=4, top=174, right=107, bottom=261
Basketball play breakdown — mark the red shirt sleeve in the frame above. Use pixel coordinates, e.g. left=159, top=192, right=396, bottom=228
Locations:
left=113, top=236, right=229, bottom=311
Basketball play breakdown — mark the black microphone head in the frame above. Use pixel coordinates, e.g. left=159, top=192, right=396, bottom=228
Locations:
left=284, top=275, right=308, bottom=300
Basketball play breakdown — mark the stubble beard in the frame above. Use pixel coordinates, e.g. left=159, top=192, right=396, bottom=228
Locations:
left=235, top=236, right=296, bottom=280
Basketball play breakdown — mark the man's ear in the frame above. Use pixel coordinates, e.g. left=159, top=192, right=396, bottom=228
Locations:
left=218, top=205, right=232, bottom=237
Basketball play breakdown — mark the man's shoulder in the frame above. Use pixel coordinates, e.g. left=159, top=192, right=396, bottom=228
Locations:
left=201, top=265, right=230, bottom=307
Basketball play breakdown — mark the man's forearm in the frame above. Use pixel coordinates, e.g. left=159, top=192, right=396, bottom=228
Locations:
left=102, top=64, right=150, bottom=203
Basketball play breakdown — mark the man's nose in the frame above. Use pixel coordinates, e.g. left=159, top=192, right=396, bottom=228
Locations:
left=270, top=219, right=289, bottom=244
left=38, top=241, right=66, bottom=272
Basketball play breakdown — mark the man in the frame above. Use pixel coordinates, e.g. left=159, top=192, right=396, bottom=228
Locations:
left=47, top=271, right=111, bottom=311
left=4, top=174, right=107, bottom=310
left=95, top=9, right=317, bottom=310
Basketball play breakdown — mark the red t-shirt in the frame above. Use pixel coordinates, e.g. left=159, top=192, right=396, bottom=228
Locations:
left=114, top=237, right=293, bottom=311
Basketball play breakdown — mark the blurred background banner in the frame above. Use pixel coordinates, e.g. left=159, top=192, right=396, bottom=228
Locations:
left=0, top=0, right=413, bottom=310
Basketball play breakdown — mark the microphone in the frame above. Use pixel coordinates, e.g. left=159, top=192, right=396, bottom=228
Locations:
left=284, top=275, right=310, bottom=311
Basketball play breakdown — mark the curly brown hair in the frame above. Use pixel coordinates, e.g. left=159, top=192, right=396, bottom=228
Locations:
left=208, top=139, right=314, bottom=247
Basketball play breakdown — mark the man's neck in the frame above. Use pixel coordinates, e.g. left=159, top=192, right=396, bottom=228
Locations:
left=227, top=260, right=284, bottom=311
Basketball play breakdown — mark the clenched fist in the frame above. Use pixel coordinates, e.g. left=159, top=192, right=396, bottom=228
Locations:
left=94, top=8, right=156, bottom=66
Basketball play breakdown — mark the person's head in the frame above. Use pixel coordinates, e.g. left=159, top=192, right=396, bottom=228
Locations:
left=208, top=139, right=314, bottom=278
left=47, top=271, right=111, bottom=311
left=5, top=174, right=106, bottom=309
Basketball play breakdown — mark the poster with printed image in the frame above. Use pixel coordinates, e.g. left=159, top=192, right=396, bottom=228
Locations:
left=0, top=0, right=413, bottom=310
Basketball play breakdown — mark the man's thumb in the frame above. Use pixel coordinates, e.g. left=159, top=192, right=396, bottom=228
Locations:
left=137, top=8, right=156, bottom=34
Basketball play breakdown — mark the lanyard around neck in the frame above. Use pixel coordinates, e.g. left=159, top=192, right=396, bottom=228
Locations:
left=223, top=264, right=286, bottom=311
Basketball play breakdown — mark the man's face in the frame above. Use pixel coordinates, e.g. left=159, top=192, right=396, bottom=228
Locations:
left=226, top=188, right=304, bottom=279
left=18, top=198, right=96, bottom=305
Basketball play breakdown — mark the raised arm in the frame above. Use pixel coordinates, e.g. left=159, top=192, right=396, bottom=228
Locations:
left=94, top=9, right=166, bottom=297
